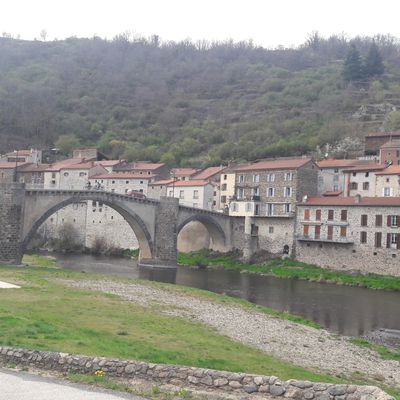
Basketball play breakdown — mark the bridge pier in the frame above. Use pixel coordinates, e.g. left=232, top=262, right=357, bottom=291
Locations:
left=139, top=196, right=179, bottom=268
left=0, top=183, right=25, bottom=265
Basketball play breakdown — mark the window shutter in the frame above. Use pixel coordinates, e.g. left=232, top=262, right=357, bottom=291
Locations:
left=387, top=233, right=391, bottom=248
left=387, top=216, right=392, bottom=227
left=397, top=234, right=400, bottom=250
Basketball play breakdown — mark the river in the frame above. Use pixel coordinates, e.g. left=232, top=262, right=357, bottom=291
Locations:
left=53, top=253, right=400, bottom=338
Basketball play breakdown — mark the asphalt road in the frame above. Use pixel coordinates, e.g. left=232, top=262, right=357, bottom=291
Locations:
left=0, top=368, right=147, bottom=400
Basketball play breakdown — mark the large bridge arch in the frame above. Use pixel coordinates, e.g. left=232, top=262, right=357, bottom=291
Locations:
left=177, top=214, right=228, bottom=252
left=21, top=196, right=154, bottom=260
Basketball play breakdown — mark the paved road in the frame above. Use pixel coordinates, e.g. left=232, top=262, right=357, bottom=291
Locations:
left=0, top=368, right=147, bottom=400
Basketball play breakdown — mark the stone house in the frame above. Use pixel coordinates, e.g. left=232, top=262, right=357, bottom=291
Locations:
left=166, top=180, right=214, bottom=210
left=219, top=166, right=238, bottom=210
left=147, top=179, right=177, bottom=200
left=0, top=162, right=20, bottom=183
left=114, top=162, right=169, bottom=180
left=229, top=158, right=318, bottom=217
left=343, top=164, right=387, bottom=197
left=296, top=196, right=400, bottom=276
left=375, top=166, right=400, bottom=197
left=90, top=172, right=156, bottom=196
left=17, top=163, right=50, bottom=188
left=170, top=168, right=199, bottom=181
left=0, top=149, right=42, bottom=164
left=365, top=131, right=400, bottom=156
left=316, top=159, right=375, bottom=195
left=379, top=139, right=400, bottom=166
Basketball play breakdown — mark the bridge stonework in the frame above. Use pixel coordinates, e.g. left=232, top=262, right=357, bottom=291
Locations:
left=0, top=184, right=256, bottom=267
left=0, top=183, right=25, bottom=264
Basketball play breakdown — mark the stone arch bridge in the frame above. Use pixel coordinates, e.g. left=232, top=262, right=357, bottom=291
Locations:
left=0, top=183, right=247, bottom=266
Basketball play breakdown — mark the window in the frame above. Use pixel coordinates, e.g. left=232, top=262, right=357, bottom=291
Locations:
left=315, top=225, right=321, bottom=239
left=221, top=195, right=226, bottom=203
left=333, top=175, right=339, bottom=182
left=140, top=180, right=144, bottom=184
left=304, top=209, right=310, bottom=220
left=361, top=214, right=368, bottom=227
left=360, top=231, right=367, bottom=243
left=267, top=204, right=274, bottom=216
left=340, top=227, right=347, bottom=237
left=245, top=202, right=253, bottom=212
left=179, top=190, right=184, bottom=199
left=252, top=187, right=260, bottom=196
left=316, top=209, right=321, bottom=220
left=303, top=224, right=309, bottom=237
left=267, top=173, right=275, bottom=182
left=269, top=226, right=274, bottom=234
left=341, top=210, right=347, bottom=221
left=387, top=233, right=399, bottom=249
left=223, top=174, right=227, bottom=180
left=352, top=172, right=357, bottom=177
left=255, top=204, right=260, bottom=215
left=383, top=187, right=393, bottom=197
left=79, top=172, right=86, bottom=177
left=230, top=202, right=238, bottom=212
left=365, top=172, right=369, bottom=177
left=284, top=172, right=293, bottom=181
left=112, top=180, right=115, bottom=184
left=350, top=182, right=358, bottom=190
left=388, top=215, right=399, bottom=227
left=284, top=187, right=292, bottom=197
left=238, top=175, right=244, bottom=183
left=363, top=182, right=369, bottom=190
left=236, top=187, right=244, bottom=199
left=334, top=168, right=339, bottom=173
left=327, top=226, right=333, bottom=240
left=221, top=183, right=227, bottom=191
left=328, top=210, right=334, bottom=221
left=267, top=187, right=275, bottom=197
left=252, top=174, right=260, bottom=183
left=52, top=172, right=56, bottom=179
left=333, top=185, right=339, bottom=191
left=193, top=190, right=199, bottom=199
left=284, top=203, right=291, bottom=213
left=63, top=172, right=69, bottom=177
left=375, top=232, right=382, bottom=248
left=168, top=190, right=173, bottom=197
left=126, top=180, right=129, bottom=184
left=376, top=215, right=382, bottom=227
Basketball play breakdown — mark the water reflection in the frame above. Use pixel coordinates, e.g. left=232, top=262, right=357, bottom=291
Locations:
left=53, top=253, right=400, bottom=337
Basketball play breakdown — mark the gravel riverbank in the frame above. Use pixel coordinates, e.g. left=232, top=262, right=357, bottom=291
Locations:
left=61, top=279, right=400, bottom=388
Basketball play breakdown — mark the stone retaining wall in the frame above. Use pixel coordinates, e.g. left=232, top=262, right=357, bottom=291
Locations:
left=0, top=347, right=393, bottom=400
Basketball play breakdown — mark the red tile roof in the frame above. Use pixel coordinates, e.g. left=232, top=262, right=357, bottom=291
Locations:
left=131, top=162, right=165, bottom=170
left=235, top=158, right=312, bottom=172
left=366, top=131, right=400, bottom=137
left=44, top=158, right=87, bottom=171
left=96, top=160, right=125, bottom=167
left=91, top=172, right=156, bottom=179
left=5, top=149, right=36, bottom=156
left=191, top=166, right=226, bottom=180
left=380, top=140, right=400, bottom=149
left=171, top=168, right=199, bottom=177
left=0, top=162, right=28, bottom=169
left=166, top=180, right=210, bottom=187
left=375, top=165, right=400, bottom=175
left=342, top=164, right=387, bottom=172
left=151, top=179, right=176, bottom=186
left=300, top=196, right=400, bottom=207
left=19, top=163, right=50, bottom=172
left=316, top=159, right=373, bottom=169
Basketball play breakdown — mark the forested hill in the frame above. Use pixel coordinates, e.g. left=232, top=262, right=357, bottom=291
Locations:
left=1, top=33, right=400, bottom=166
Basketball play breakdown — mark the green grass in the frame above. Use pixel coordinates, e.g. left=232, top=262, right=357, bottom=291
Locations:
left=0, top=263, right=398, bottom=398
left=22, top=254, right=57, bottom=268
left=349, top=338, right=400, bottom=362
left=178, top=250, right=400, bottom=291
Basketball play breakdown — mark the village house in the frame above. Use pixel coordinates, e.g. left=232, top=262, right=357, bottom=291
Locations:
left=0, top=149, right=42, bottom=164
left=219, top=166, right=237, bottom=210
left=170, top=167, right=199, bottom=181
left=364, top=131, right=400, bottom=156
left=17, top=163, right=50, bottom=188
left=379, top=139, right=400, bottom=166
left=90, top=172, right=156, bottom=195
left=375, top=165, right=400, bottom=197
left=343, top=164, right=387, bottom=197
left=166, top=180, right=214, bottom=210
left=316, top=159, right=375, bottom=195
left=114, top=161, right=169, bottom=179
left=229, top=158, right=318, bottom=217
left=147, top=179, right=177, bottom=200
left=296, top=196, right=400, bottom=276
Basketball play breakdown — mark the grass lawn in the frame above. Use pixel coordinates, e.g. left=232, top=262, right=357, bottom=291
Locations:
left=178, top=250, right=400, bottom=291
left=0, top=256, right=398, bottom=399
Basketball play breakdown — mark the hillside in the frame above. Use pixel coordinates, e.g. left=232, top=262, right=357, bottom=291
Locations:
left=1, top=33, right=400, bottom=166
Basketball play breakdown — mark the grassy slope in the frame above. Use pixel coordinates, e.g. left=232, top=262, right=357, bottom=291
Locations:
left=0, top=255, right=398, bottom=398
left=178, top=250, right=400, bottom=291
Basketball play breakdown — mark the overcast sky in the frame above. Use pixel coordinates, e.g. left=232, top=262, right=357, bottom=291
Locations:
left=2, top=0, right=400, bottom=47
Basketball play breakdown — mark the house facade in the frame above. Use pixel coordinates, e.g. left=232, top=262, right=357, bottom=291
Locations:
left=296, top=196, right=400, bottom=276
left=166, top=180, right=214, bottom=210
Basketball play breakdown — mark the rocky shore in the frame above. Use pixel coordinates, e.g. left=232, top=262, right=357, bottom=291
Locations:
left=62, top=279, right=400, bottom=389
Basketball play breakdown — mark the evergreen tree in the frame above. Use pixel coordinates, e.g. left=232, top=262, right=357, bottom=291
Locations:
left=364, top=41, right=385, bottom=77
left=342, top=44, right=364, bottom=81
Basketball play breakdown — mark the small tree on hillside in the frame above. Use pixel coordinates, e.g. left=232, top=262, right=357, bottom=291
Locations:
left=342, top=44, right=364, bottom=81
left=364, top=41, right=385, bottom=77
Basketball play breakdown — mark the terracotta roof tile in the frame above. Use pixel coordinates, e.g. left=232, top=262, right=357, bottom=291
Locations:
left=91, top=172, right=156, bottom=179
left=235, top=158, right=312, bottom=172
left=316, top=159, right=374, bottom=169
left=300, top=196, right=400, bottom=207
left=375, top=165, right=400, bottom=175
left=343, top=164, right=387, bottom=172
left=191, top=166, right=226, bottom=180
left=380, top=140, right=400, bottom=149
left=166, top=180, right=210, bottom=187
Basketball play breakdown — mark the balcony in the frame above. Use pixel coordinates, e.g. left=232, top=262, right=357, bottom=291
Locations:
left=296, top=235, right=354, bottom=244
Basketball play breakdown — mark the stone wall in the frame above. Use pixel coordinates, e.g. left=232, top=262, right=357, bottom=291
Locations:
left=0, top=347, right=393, bottom=400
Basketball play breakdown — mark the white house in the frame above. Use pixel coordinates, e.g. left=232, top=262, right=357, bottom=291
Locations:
left=166, top=180, right=214, bottom=210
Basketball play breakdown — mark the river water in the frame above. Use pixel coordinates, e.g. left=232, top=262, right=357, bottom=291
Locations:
left=53, top=253, right=400, bottom=338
